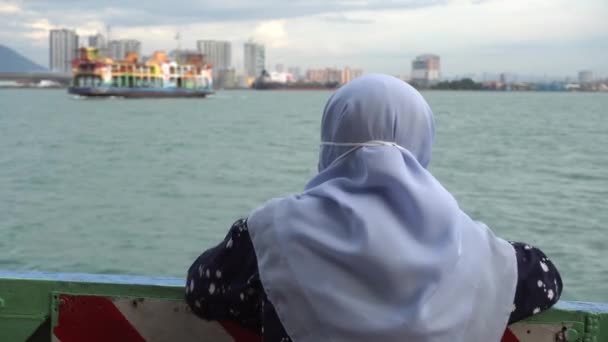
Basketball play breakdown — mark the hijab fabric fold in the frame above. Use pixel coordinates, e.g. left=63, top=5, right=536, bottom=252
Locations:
left=248, top=74, right=517, bottom=342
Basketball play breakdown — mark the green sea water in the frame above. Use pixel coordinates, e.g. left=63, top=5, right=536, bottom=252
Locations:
left=0, top=89, right=606, bottom=301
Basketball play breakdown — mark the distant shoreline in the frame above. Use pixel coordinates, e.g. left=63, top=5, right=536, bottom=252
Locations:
left=2, top=87, right=606, bottom=93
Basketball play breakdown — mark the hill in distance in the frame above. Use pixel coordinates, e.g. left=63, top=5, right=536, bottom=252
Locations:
left=0, top=44, right=47, bottom=73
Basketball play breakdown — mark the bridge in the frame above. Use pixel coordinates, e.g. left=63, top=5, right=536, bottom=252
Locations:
left=0, top=72, right=72, bottom=86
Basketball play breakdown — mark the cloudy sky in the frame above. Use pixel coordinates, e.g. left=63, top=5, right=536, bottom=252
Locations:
left=1, top=0, right=606, bottom=78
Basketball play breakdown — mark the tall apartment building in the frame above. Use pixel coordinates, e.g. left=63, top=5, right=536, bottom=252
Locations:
left=196, top=40, right=232, bottom=71
left=411, top=54, right=440, bottom=87
left=108, top=39, right=141, bottom=60
left=49, top=29, right=79, bottom=73
left=244, top=40, right=265, bottom=78
left=88, top=33, right=106, bottom=50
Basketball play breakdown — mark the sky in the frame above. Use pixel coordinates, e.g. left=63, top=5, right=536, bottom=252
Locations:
left=0, top=0, right=607, bottom=79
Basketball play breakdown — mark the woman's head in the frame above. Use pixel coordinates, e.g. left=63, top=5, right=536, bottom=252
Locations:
left=319, top=74, right=435, bottom=171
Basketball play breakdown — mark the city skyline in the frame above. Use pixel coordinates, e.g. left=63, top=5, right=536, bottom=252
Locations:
left=1, top=0, right=606, bottom=79
left=22, top=29, right=606, bottom=86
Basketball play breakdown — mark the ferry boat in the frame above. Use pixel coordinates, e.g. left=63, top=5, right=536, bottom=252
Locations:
left=68, top=48, right=214, bottom=98
left=0, top=271, right=605, bottom=341
left=252, top=70, right=340, bottom=90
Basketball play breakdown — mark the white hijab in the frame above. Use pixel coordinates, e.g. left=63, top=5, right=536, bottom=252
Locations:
left=248, top=74, right=517, bottom=342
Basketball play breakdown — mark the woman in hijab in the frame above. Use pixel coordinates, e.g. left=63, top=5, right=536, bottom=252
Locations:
left=185, top=74, right=562, bottom=342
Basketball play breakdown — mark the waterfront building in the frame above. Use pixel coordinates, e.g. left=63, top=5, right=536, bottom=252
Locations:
left=218, top=68, right=237, bottom=88
left=49, top=29, right=79, bottom=73
left=88, top=33, right=106, bottom=50
left=579, top=70, right=593, bottom=84
left=197, top=40, right=231, bottom=71
left=341, top=67, right=364, bottom=84
left=411, top=54, right=440, bottom=87
left=197, top=40, right=232, bottom=87
left=287, top=66, right=301, bottom=81
left=244, top=40, right=265, bottom=78
left=108, top=39, right=141, bottom=61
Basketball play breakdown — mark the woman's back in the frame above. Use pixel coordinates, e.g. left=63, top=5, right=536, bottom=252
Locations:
left=185, top=74, right=561, bottom=342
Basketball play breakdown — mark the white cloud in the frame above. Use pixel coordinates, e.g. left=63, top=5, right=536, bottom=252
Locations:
left=0, top=0, right=606, bottom=76
left=253, top=20, right=288, bottom=48
left=0, top=2, right=20, bottom=14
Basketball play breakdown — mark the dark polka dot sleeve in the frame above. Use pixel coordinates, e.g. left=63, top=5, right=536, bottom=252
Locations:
left=185, top=219, right=293, bottom=342
left=185, top=219, right=263, bottom=333
left=508, top=241, right=563, bottom=324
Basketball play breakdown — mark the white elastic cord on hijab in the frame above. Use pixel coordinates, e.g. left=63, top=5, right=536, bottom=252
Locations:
left=320, top=140, right=407, bottom=168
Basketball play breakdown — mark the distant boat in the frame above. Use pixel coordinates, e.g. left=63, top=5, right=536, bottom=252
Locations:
left=68, top=48, right=214, bottom=98
left=252, top=70, right=339, bottom=90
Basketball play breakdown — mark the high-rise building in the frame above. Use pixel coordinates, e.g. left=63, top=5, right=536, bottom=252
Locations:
left=306, top=68, right=342, bottom=84
left=49, top=29, right=79, bottom=73
left=578, top=70, right=593, bottom=84
left=244, top=40, right=265, bottom=78
left=328, top=68, right=342, bottom=83
left=88, top=33, right=106, bottom=50
left=306, top=69, right=328, bottom=83
left=341, top=67, right=364, bottom=84
left=196, top=40, right=232, bottom=71
left=108, top=39, right=141, bottom=60
left=275, top=63, right=285, bottom=73
left=288, top=66, right=301, bottom=81
left=218, top=68, right=237, bottom=88
left=411, top=54, right=440, bottom=87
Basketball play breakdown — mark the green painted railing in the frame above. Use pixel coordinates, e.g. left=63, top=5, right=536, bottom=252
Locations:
left=0, top=271, right=606, bottom=342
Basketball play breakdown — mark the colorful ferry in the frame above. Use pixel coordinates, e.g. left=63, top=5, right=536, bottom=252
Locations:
left=68, top=48, right=214, bottom=98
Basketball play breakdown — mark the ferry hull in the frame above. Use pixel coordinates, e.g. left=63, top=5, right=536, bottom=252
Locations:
left=68, top=87, right=213, bottom=98
left=0, top=271, right=606, bottom=342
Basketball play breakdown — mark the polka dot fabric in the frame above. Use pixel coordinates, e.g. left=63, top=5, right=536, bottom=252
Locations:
left=185, top=220, right=562, bottom=340
left=508, top=241, right=563, bottom=324
left=185, top=219, right=292, bottom=341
